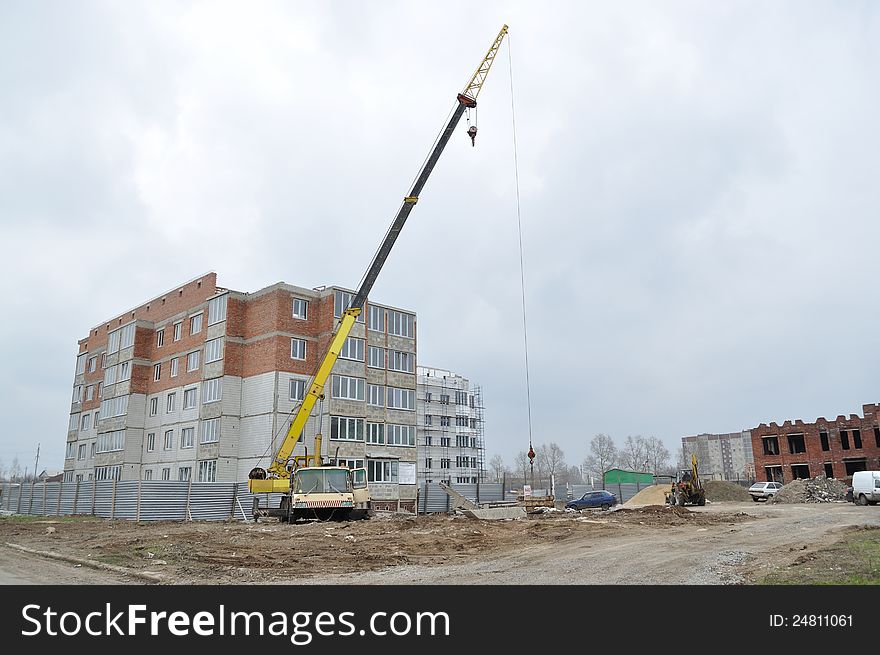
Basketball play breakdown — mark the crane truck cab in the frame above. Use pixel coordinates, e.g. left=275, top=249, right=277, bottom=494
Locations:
left=251, top=464, right=370, bottom=523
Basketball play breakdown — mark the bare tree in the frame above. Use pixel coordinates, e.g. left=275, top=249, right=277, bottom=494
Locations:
left=539, top=443, right=566, bottom=482
left=621, top=435, right=647, bottom=471
left=563, top=465, right=583, bottom=485
left=582, top=434, right=618, bottom=483
left=513, top=450, right=531, bottom=488
left=9, top=457, right=21, bottom=481
left=643, top=436, right=671, bottom=474
left=488, top=454, right=508, bottom=483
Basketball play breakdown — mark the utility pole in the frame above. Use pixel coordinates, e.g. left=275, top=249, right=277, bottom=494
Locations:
left=33, top=443, right=40, bottom=482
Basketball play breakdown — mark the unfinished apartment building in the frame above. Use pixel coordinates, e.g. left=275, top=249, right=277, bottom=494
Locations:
left=751, top=403, right=880, bottom=483
left=64, top=272, right=419, bottom=511
left=416, top=366, right=485, bottom=484
left=680, top=431, right=755, bottom=481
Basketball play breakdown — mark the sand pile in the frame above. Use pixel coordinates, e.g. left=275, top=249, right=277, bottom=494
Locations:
left=704, top=480, right=751, bottom=502
left=624, top=484, right=670, bottom=506
left=769, top=475, right=848, bottom=504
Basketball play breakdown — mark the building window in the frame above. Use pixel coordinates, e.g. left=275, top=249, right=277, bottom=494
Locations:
left=173, top=321, right=182, bottom=342
left=186, top=350, right=200, bottom=372
left=425, top=392, right=432, bottom=402
left=330, top=416, right=364, bottom=441
left=455, top=416, right=469, bottom=428
left=104, top=366, right=117, bottom=387
left=333, top=290, right=363, bottom=321
left=162, top=468, right=171, bottom=481
left=853, top=429, right=863, bottom=449
left=149, top=397, right=158, bottom=417
left=95, top=465, right=121, bottom=481
left=170, top=357, right=179, bottom=377
left=167, top=392, right=176, bottom=413
left=203, top=378, right=222, bottom=404
left=387, top=387, right=415, bottom=410
left=72, top=385, right=83, bottom=403
left=156, top=329, right=165, bottom=348
left=762, top=437, right=779, bottom=456
left=368, top=304, right=385, bottom=331
left=81, top=413, right=91, bottom=431
left=335, top=458, right=364, bottom=470
left=455, top=391, right=468, bottom=405
left=367, top=459, right=398, bottom=483
left=205, top=338, right=223, bottom=363
left=120, top=324, right=135, bottom=350
left=368, top=346, right=385, bottom=369
left=425, top=414, right=432, bottom=426
left=198, top=460, right=217, bottom=482
left=425, top=435, right=432, bottom=446
left=440, top=436, right=450, bottom=447
left=387, top=310, right=414, bottom=338
left=456, top=434, right=468, bottom=447
left=99, top=395, right=129, bottom=418
left=164, top=430, right=174, bottom=450
left=875, top=426, right=880, bottom=448
left=147, top=432, right=155, bottom=452
left=97, top=383, right=102, bottom=399
left=440, top=417, right=450, bottom=427
left=388, top=350, right=415, bottom=373
left=841, top=430, right=850, bottom=450
left=143, top=469, right=153, bottom=481
left=439, top=394, right=449, bottom=405
left=387, top=424, right=415, bottom=446
left=178, top=466, right=192, bottom=482
left=207, top=294, right=227, bottom=325
left=332, top=375, right=365, bottom=401
left=289, top=379, right=306, bottom=402
left=118, top=361, right=131, bottom=381
left=190, top=313, right=203, bottom=335
left=440, top=458, right=450, bottom=469
left=791, top=464, right=810, bottom=480
left=86, top=385, right=94, bottom=402
left=77, top=443, right=87, bottom=460
left=824, top=462, right=834, bottom=478
left=366, top=422, right=385, bottom=445
left=154, top=363, right=161, bottom=381
left=292, top=297, right=309, bottom=320
left=65, top=442, right=76, bottom=459
left=367, top=384, right=385, bottom=407
left=339, top=337, right=365, bottom=361
left=787, top=434, right=806, bottom=455
left=425, top=458, right=432, bottom=469
left=88, top=356, right=97, bottom=373
left=291, top=338, right=307, bottom=360
left=819, top=431, right=830, bottom=451
left=181, top=427, right=194, bottom=449
left=201, top=418, right=220, bottom=443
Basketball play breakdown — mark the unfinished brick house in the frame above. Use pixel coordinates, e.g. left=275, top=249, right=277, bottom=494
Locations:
left=750, top=403, right=880, bottom=483
left=64, top=272, right=418, bottom=511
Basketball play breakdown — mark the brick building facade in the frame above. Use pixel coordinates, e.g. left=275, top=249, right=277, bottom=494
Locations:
left=751, top=403, right=880, bottom=483
left=64, top=273, right=418, bottom=511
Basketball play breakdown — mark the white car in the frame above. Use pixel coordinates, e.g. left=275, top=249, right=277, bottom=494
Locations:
left=748, top=481, right=783, bottom=502
left=851, top=471, right=880, bottom=506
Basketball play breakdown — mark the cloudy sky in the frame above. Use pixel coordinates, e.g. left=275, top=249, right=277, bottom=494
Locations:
left=1, top=1, right=879, bottom=474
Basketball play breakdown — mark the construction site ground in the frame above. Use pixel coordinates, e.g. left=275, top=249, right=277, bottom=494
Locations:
left=2, top=501, right=879, bottom=585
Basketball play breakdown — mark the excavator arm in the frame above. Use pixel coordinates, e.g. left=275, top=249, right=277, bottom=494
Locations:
left=249, top=25, right=509, bottom=494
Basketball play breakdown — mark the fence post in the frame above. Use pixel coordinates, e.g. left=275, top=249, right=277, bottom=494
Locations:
left=476, top=481, right=481, bottom=505
left=111, top=480, right=118, bottom=519
left=56, top=482, right=62, bottom=516
left=186, top=478, right=193, bottom=521
left=43, top=482, right=48, bottom=515
left=28, top=482, right=35, bottom=515
left=136, top=478, right=142, bottom=523
left=17, top=482, right=23, bottom=514
left=617, top=482, right=622, bottom=503
left=73, top=479, right=80, bottom=515
left=230, top=482, right=238, bottom=521
left=91, top=480, right=97, bottom=516
left=423, top=482, right=429, bottom=514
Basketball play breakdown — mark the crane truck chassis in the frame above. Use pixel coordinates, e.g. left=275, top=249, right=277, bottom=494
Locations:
left=247, top=25, right=510, bottom=522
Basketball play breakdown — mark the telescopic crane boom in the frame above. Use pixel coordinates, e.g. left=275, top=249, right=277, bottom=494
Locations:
left=249, top=25, right=509, bottom=494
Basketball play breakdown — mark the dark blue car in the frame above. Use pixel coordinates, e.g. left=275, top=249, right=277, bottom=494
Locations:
left=565, top=490, right=618, bottom=510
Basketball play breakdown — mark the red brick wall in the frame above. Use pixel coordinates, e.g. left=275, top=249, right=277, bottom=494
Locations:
left=751, top=403, right=880, bottom=482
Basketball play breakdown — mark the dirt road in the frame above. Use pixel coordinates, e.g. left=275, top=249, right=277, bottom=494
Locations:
left=2, top=502, right=877, bottom=584
left=0, top=547, right=125, bottom=584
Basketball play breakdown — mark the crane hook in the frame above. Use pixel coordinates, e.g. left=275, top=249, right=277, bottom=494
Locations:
left=467, top=125, right=477, bottom=146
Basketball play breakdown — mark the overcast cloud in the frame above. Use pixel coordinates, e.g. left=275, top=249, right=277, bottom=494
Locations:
left=1, top=1, right=879, bottom=473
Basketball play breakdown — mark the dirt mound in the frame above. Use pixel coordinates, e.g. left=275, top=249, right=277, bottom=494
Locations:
left=769, top=475, right=848, bottom=504
left=624, top=485, right=669, bottom=506
left=704, top=481, right=751, bottom=502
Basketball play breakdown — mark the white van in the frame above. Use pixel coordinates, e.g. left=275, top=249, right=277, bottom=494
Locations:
left=851, top=471, right=880, bottom=506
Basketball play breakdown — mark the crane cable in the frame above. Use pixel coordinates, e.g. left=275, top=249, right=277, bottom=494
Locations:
left=507, top=35, right=535, bottom=461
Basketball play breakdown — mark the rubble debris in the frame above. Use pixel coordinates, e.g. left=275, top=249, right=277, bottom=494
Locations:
left=769, top=475, right=848, bottom=504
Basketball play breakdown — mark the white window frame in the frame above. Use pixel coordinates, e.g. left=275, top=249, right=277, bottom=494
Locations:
left=387, top=424, right=415, bottom=446
left=207, top=294, right=228, bottom=326
left=333, top=290, right=364, bottom=321
left=186, top=350, right=200, bottom=372
left=368, top=304, right=385, bottom=332
left=289, top=379, right=306, bottom=402
left=164, top=430, right=174, bottom=450
left=183, top=387, right=197, bottom=409
left=367, top=459, right=399, bottom=483
left=156, top=329, right=165, bottom=348
left=170, top=357, right=179, bottom=377
left=166, top=392, right=176, bottom=413
left=201, top=418, right=220, bottom=444
left=368, top=346, right=385, bottom=369
left=173, top=322, right=182, bottom=342
left=161, top=468, right=171, bottom=481
left=203, top=378, right=222, bottom=404
left=339, top=337, right=365, bottom=362
left=205, top=338, right=223, bottom=363
left=149, top=397, right=158, bottom=417
left=178, top=466, right=192, bottom=482
left=332, top=375, right=365, bottom=401
left=387, top=310, right=414, bottom=338
left=367, top=384, right=385, bottom=407
left=292, top=297, right=309, bottom=320
left=198, top=460, right=217, bottom=482
left=181, top=427, right=194, bottom=449
left=190, top=312, right=203, bottom=335
left=387, top=387, right=415, bottom=411
left=330, top=416, right=365, bottom=441
left=290, top=338, right=307, bottom=360
left=388, top=350, right=415, bottom=373
left=154, top=363, right=161, bottom=381
left=147, top=432, right=155, bottom=452
left=366, top=422, right=385, bottom=445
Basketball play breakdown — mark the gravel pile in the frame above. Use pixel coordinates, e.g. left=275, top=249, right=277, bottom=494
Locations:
left=769, top=475, right=848, bottom=504
left=704, top=481, right=752, bottom=502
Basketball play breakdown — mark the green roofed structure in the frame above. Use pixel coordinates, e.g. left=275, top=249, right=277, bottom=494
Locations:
left=603, top=469, right=653, bottom=485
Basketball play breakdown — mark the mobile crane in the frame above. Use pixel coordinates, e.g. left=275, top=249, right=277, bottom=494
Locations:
left=248, top=25, right=510, bottom=522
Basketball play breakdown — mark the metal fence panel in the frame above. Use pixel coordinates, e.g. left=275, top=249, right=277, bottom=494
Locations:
left=138, top=481, right=189, bottom=521
left=93, top=481, right=115, bottom=518
left=19, top=484, right=33, bottom=514
left=30, top=483, right=45, bottom=515
left=44, top=482, right=61, bottom=516
left=59, top=483, right=77, bottom=515
left=76, top=481, right=95, bottom=515
left=113, top=482, right=139, bottom=520
left=190, top=482, right=236, bottom=521
left=234, top=483, right=284, bottom=521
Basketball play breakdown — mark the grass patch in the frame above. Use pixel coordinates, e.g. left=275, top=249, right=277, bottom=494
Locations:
left=95, top=553, right=133, bottom=566
left=762, top=527, right=880, bottom=585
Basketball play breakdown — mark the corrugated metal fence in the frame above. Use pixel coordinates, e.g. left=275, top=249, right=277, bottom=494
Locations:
left=0, top=480, right=277, bottom=522
left=417, top=483, right=505, bottom=513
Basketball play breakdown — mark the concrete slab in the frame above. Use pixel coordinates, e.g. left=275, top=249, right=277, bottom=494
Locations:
left=462, top=507, right=527, bottom=520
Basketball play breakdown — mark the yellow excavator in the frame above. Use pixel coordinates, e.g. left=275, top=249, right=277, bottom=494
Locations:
left=666, top=453, right=706, bottom=507
left=248, top=25, right=510, bottom=522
